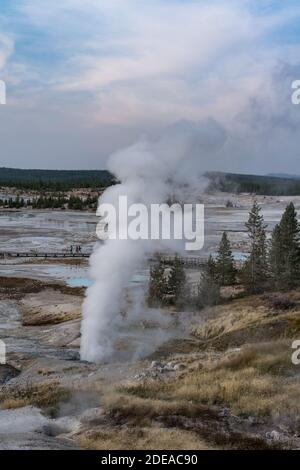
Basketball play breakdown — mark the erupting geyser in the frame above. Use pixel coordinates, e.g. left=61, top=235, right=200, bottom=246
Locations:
left=80, top=120, right=226, bottom=362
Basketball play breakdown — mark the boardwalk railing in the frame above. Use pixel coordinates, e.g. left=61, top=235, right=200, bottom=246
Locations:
left=150, top=255, right=207, bottom=267
left=0, top=251, right=207, bottom=267
left=0, top=251, right=90, bottom=259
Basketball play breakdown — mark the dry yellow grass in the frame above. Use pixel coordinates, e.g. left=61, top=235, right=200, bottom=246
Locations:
left=192, top=290, right=300, bottom=347
left=193, top=302, right=269, bottom=340
left=1, top=398, right=27, bottom=409
left=215, top=340, right=292, bottom=375
left=103, top=392, right=202, bottom=424
left=78, top=292, right=300, bottom=450
left=119, top=341, right=300, bottom=420
left=84, top=292, right=300, bottom=449
left=0, top=380, right=70, bottom=414
left=80, top=425, right=213, bottom=450
left=174, top=366, right=299, bottom=418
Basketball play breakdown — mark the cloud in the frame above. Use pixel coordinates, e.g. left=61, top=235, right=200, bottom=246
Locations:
left=0, top=33, right=14, bottom=71
left=1, top=1, right=300, bottom=171
left=20, top=0, right=298, bottom=129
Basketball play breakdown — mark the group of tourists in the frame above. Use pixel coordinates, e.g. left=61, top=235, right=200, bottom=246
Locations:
left=70, top=245, right=82, bottom=254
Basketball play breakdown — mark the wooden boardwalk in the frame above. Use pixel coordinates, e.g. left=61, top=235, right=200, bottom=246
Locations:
left=0, top=251, right=207, bottom=267
left=0, top=251, right=90, bottom=259
left=152, top=255, right=207, bottom=267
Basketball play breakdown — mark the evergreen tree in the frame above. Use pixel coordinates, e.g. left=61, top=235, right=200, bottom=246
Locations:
left=277, top=202, right=300, bottom=287
left=147, top=258, right=166, bottom=306
left=166, top=256, right=188, bottom=306
left=196, top=257, right=220, bottom=308
left=206, top=254, right=217, bottom=280
left=147, top=256, right=188, bottom=307
left=242, top=200, right=268, bottom=293
left=215, top=232, right=236, bottom=286
left=269, top=223, right=283, bottom=288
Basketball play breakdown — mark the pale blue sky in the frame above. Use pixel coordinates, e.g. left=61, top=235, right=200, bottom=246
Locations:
left=0, top=0, right=300, bottom=173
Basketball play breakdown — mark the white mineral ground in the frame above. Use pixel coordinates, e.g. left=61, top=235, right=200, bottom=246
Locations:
left=0, top=193, right=299, bottom=448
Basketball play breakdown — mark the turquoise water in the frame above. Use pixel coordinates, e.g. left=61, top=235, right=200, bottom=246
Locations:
left=0, top=263, right=149, bottom=288
left=67, top=270, right=149, bottom=288
left=67, top=277, right=92, bottom=288
left=211, top=251, right=248, bottom=261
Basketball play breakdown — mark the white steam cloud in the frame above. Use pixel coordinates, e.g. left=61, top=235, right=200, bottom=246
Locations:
left=80, top=119, right=226, bottom=362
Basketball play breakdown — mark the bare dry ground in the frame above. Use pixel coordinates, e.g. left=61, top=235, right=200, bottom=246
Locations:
left=20, top=289, right=81, bottom=326
left=76, top=291, right=300, bottom=450
left=1, top=276, right=300, bottom=449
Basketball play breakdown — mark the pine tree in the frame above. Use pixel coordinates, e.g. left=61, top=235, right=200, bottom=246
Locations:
left=147, top=258, right=166, bottom=306
left=269, top=224, right=283, bottom=288
left=243, top=200, right=268, bottom=293
left=196, top=257, right=220, bottom=308
left=215, top=232, right=236, bottom=286
left=277, top=202, right=300, bottom=287
left=206, top=254, right=217, bottom=280
left=167, top=256, right=188, bottom=306
left=147, top=256, right=188, bottom=307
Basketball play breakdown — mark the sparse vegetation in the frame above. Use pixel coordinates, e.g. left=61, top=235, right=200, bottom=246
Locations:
left=192, top=289, right=300, bottom=345
left=79, top=424, right=211, bottom=450
left=264, top=294, right=296, bottom=311
left=0, top=380, right=70, bottom=416
left=115, top=340, right=299, bottom=421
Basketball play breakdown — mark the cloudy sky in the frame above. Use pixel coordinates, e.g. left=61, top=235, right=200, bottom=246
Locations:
left=1, top=0, right=300, bottom=173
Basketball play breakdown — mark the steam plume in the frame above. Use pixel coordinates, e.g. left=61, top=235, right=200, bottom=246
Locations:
left=80, top=119, right=225, bottom=362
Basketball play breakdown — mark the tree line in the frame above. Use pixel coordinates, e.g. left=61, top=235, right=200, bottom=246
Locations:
left=0, top=167, right=115, bottom=191
left=148, top=201, right=300, bottom=308
left=0, top=194, right=98, bottom=210
left=207, top=172, right=300, bottom=196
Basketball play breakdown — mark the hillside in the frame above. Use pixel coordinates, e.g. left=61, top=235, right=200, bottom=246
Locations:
left=73, top=289, right=300, bottom=450
left=1, top=167, right=300, bottom=195
left=0, top=167, right=115, bottom=191
left=206, top=172, right=300, bottom=196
